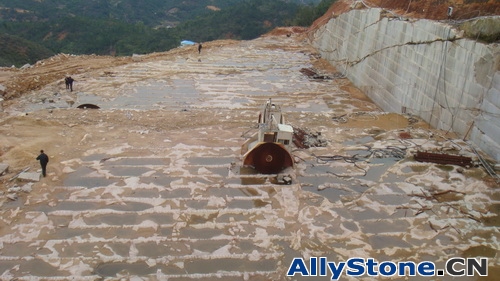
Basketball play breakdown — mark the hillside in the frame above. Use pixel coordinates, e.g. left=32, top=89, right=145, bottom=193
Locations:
left=0, top=0, right=330, bottom=66
left=0, top=0, right=248, bottom=27
left=0, top=0, right=322, bottom=27
left=0, top=34, right=55, bottom=67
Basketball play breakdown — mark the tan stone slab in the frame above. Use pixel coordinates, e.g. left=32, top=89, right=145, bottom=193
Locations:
left=0, top=163, right=8, bottom=175
left=17, top=172, right=41, bottom=182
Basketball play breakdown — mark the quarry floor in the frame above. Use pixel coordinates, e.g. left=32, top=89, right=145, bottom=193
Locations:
left=0, top=31, right=499, bottom=280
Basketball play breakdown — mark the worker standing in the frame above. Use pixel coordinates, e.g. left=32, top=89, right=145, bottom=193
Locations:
left=65, top=76, right=74, bottom=92
left=36, top=150, right=49, bottom=177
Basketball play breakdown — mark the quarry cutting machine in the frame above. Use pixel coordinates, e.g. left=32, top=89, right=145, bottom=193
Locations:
left=241, top=99, right=294, bottom=174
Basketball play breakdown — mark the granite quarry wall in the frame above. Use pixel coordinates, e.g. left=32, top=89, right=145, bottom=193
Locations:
left=311, top=8, right=500, bottom=162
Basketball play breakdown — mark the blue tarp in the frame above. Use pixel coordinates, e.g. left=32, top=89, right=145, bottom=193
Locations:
left=180, top=40, right=196, bottom=46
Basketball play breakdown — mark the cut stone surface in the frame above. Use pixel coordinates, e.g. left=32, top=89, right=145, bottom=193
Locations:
left=17, top=172, right=40, bottom=182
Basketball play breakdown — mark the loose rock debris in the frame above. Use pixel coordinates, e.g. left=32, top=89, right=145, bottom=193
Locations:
left=299, top=67, right=331, bottom=80
left=300, top=67, right=346, bottom=80
left=292, top=127, right=328, bottom=148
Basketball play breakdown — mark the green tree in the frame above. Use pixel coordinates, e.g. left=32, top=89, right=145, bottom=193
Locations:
left=292, top=0, right=337, bottom=27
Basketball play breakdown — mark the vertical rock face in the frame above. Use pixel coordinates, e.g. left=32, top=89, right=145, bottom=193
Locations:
left=311, top=8, right=500, bottom=161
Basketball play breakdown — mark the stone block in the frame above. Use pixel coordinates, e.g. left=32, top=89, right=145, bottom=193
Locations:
left=0, top=163, right=8, bottom=175
left=17, top=172, right=41, bottom=182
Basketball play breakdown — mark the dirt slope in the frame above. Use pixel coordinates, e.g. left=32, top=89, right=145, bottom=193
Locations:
left=311, top=0, right=500, bottom=31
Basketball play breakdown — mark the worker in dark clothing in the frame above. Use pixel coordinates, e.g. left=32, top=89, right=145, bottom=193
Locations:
left=65, top=76, right=74, bottom=92
left=198, top=43, right=203, bottom=54
left=36, top=150, right=49, bottom=177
